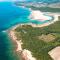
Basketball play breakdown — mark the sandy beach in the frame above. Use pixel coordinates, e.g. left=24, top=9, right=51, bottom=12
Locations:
left=29, top=10, right=52, bottom=21
left=8, top=29, right=23, bottom=52
left=29, top=15, right=58, bottom=27
left=8, top=24, right=36, bottom=60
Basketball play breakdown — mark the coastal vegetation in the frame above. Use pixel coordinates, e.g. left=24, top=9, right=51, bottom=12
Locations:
left=14, top=16, right=60, bottom=60
left=26, top=6, right=60, bottom=12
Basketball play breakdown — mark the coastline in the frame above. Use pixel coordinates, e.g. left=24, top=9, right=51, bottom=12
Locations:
left=8, top=15, right=58, bottom=60
left=8, top=26, right=23, bottom=52
left=29, top=15, right=58, bottom=27
left=8, top=24, right=36, bottom=60
left=28, top=8, right=59, bottom=27
left=7, top=9, right=59, bottom=60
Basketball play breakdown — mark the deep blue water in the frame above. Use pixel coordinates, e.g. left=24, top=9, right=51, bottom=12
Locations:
left=0, top=2, right=30, bottom=60
left=0, top=32, right=20, bottom=60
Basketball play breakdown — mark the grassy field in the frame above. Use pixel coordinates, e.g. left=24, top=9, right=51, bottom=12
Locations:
left=14, top=16, right=60, bottom=60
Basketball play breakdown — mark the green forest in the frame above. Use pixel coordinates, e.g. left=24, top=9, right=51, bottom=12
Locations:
left=14, top=16, right=60, bottom=60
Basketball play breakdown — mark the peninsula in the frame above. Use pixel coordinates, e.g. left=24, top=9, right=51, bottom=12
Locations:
left=8, top=9, right=60, bottom=60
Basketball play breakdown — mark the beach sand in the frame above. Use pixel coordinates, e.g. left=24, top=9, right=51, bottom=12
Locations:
left=29, top=15, right=58, bottom=27
left=8, top=30, right=23, bottom=52
left=8, top=25, right=36, bottom=60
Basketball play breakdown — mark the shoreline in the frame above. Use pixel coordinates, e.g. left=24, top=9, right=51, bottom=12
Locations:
left=7, top=9, right=59, bottom=60
left=8, top=24, right=36, bottom=60
left=8, top=27, right=23, bottom=52
left=29, top=15, right=58, bottom=27
left=8, top=15, right=58, bottom=60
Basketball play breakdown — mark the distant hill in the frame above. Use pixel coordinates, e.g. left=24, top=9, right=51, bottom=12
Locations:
left=17, top=0, right=60, bottom=4
left=14, top=1, right=60, bottom=12
left=33, top=0, right=60, bottom=3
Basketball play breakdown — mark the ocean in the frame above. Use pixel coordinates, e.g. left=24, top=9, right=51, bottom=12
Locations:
left=0, top=2, right=30, bottom=60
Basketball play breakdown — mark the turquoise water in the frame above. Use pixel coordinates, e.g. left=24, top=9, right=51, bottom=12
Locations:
left=0, top=2, right=53, bottom=60
left=0, top=32, right=21, bottom=60
left=0, top=2, right=30, bottom=60
left=0, top=2, right=30, bottom=31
